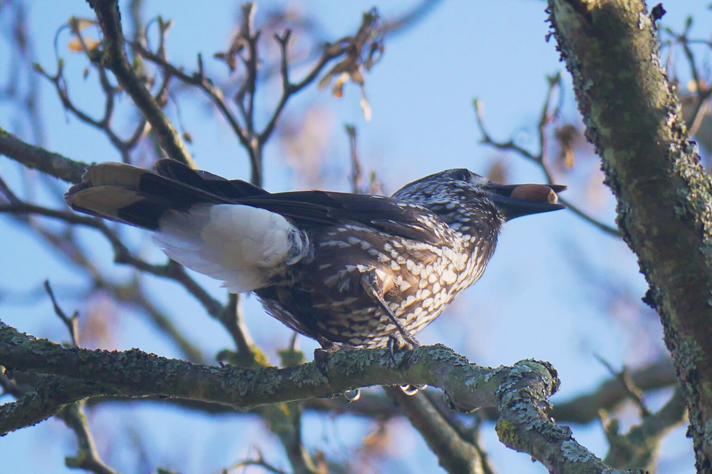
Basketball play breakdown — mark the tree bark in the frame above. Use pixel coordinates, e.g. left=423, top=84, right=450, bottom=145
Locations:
left=547, top=0, right=712, bottom=469
left=0, top=320, right=621, bottom=472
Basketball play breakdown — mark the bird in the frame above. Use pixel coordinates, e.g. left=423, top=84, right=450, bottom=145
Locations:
left=65, top=159, right=565, bottom=353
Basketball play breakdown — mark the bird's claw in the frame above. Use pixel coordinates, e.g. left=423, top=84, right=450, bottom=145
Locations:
left=399, top=384, right=428, bottom=396
left=387, top=334, right=424, bottom=395
left=314, top=343, right=339, bottom=379
left=387, top=333, right=420, bottom=368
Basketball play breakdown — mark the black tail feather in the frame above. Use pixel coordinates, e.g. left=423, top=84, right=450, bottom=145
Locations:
left=65, top=160, right=268, bottom=229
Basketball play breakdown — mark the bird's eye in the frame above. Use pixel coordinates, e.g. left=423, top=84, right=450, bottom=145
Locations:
left=464, top=171, right=488, bottom=186
left=450, top=169, right=474, bottom=182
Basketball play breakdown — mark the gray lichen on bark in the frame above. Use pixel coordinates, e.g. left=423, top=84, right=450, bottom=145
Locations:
left=0, top=320, right=619, bottom=472
left=547, top=0, right=712, bottom=469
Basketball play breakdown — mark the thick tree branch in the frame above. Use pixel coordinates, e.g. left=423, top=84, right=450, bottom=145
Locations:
left=86, top=0, right=195, bottom=168
left=81, top=355, right=677, bottom=427
left=0, top=321, right=617, bottom=472
left=547, top=0, right=712, bottom=468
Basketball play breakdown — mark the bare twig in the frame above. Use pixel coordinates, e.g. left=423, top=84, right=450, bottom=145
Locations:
left=133, top=6, right=382, bottom=188
left=59, top=401, right=119, bottom=474
left=37, top=283, right=118, bottom=474
left=662, top=24, right=712, bottom=137
left=385, top=387, right=490, bottom=474
left=552, top=358, right=675, bottom=424
left=473, top=85, right=621, bottom=237
left=43, top=280, right=80, bottom=347
left=595, top=355, right=651, bottom=418
left=603, top=388, right=687, bottom=471
left=379, top=0, right=443, bottom=37
left=108, top=278, right=205, bottom=364
left=345, top=124, right=363, bottom=193
left=224, top=450, right=287, bottom=474
left=35, top=18, right=157, bottom=164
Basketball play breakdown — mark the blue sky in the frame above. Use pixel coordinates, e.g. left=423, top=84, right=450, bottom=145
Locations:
left=0, top=1, right=708, bottom=472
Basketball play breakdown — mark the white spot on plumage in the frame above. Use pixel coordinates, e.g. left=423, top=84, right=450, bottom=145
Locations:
left=442, top=269, right=457, bottom=284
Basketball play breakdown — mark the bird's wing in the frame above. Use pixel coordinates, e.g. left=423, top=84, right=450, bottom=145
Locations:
left=237, top=191, right=441, bottom=244
left=66, top=160, right=440, bottom=292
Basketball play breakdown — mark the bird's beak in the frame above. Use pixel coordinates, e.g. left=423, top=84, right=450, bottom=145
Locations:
left=484, top=182, right=566, bottom=221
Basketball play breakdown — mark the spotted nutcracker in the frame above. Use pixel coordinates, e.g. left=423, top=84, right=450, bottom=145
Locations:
left=66, top=160, right=565, bottom=351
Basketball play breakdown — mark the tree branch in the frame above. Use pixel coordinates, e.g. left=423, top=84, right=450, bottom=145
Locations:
left=0, top=373, right=106, bottom=436
left=553, top=358, right=675, bottom=424
left=0, top=126, right=87, bottom=183
left=0, top=321, right=618, bottom=472
left=86, top=0, right=195, bottom=168
left=603, top=387, right=687, bottom=471
left=473, top=90, right=621, bottom=238
left=59, top=401, right=119, bottom=474
left=385, top=387, right=489, bottom=474
left=547, top=0, right=712, bottom=468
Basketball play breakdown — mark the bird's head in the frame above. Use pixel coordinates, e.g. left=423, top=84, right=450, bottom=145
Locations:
left=393, top=168, right=566, bottom=230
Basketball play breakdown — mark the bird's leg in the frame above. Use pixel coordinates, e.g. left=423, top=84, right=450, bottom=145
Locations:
left=359, top=272, right=425, bottom=396
left=361, top=274, right=420, bottom=349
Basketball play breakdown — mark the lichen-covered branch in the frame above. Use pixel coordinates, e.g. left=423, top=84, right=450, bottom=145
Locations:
left=547, top=0, right=712, bottom=469
left=494, top=363, right=625, bottom=473
left=0, top=321, right=616, bottom=472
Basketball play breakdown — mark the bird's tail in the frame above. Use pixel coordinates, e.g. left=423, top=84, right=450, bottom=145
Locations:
left=65, top=160, right=267, bottom=229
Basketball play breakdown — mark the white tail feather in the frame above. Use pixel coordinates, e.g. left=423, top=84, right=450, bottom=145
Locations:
left=154, top=204, right=307, bottom=292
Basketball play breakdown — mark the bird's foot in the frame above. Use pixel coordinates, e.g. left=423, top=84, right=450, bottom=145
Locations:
left=387, top=333, right=420, bottom=367
left=314, top=340, right=363, bottom=402
left=387, top=335, right=426, bottom=396
left=313, top=339, right=341, bottom=379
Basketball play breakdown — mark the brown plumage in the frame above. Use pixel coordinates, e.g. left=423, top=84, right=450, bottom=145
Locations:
left=66, top=160, right=565, bottom=349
